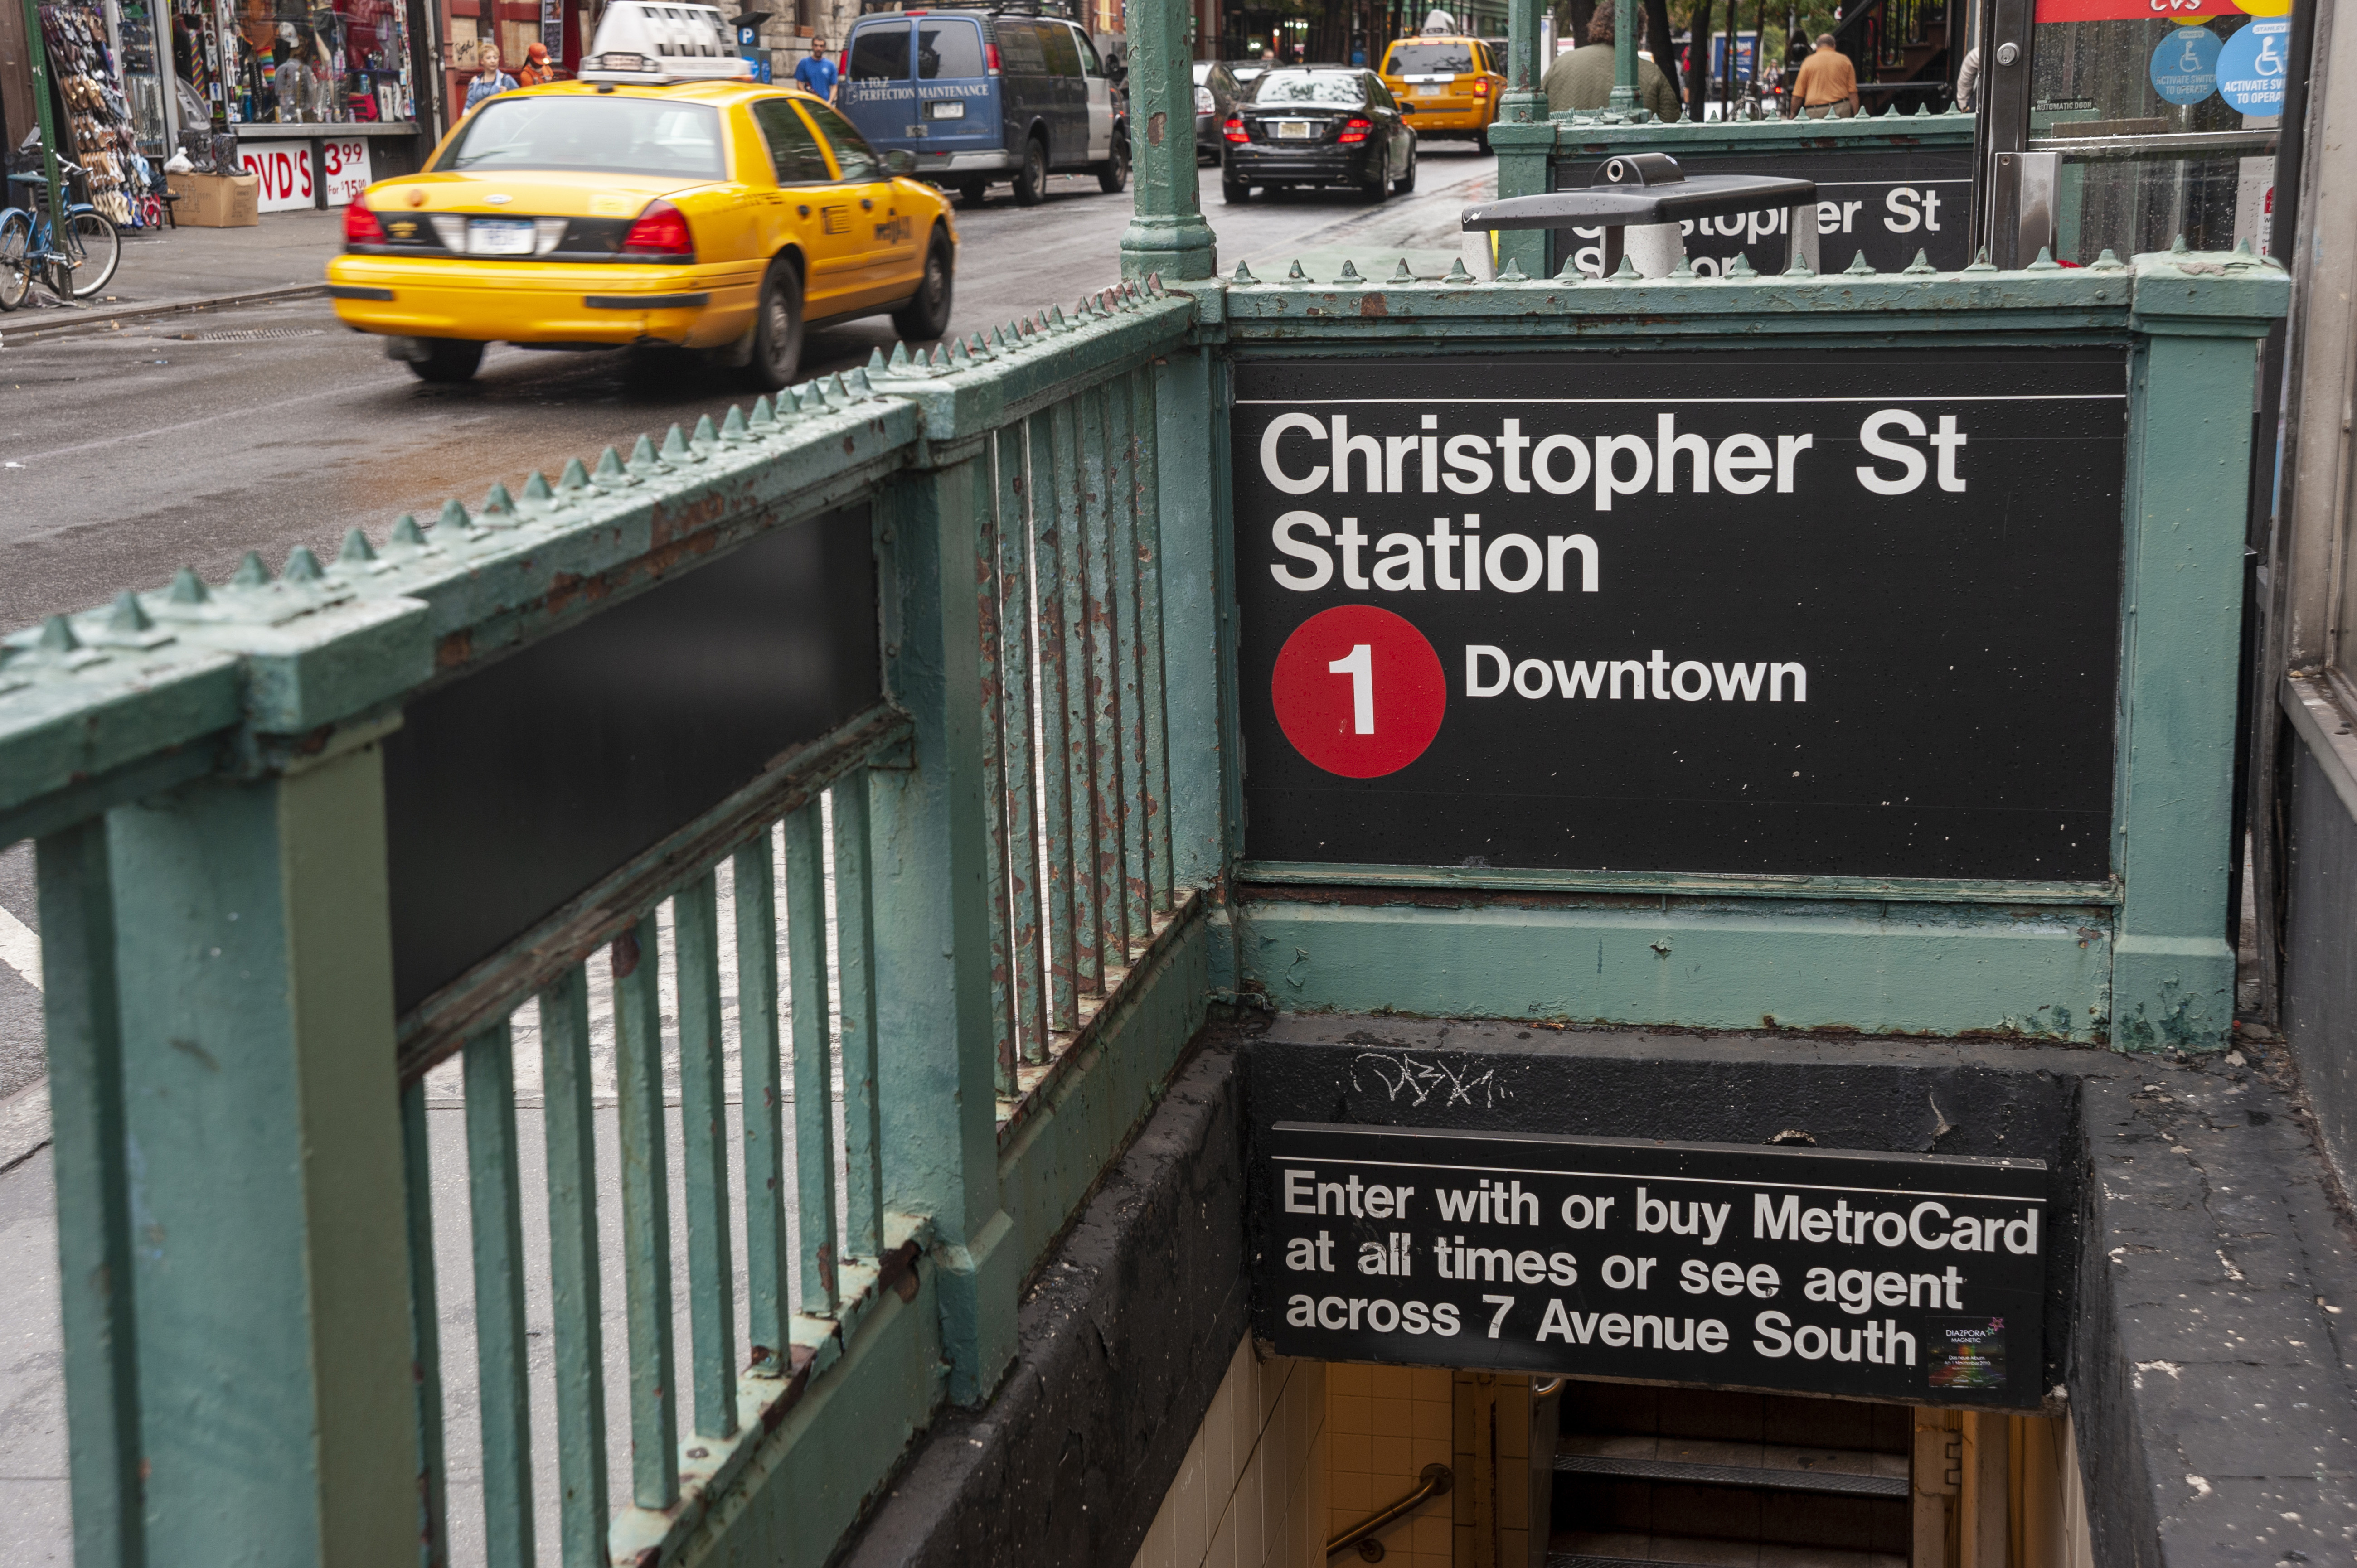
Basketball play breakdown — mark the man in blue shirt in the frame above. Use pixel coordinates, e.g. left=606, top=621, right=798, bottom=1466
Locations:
left=793, top=37, right=838, bottom=100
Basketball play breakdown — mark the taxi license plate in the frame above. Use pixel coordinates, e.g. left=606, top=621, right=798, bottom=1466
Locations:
left=469, top=218, right=537, bottom=256
left=1274, top=120, right=1315, bottom=139
left=1415, top=84, right=1446, bottom=95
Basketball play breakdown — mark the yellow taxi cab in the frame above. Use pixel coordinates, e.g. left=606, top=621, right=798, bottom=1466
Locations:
left=328, top=1, right=956, bottom=387
left=1377, top=32, right=1503, bottom=150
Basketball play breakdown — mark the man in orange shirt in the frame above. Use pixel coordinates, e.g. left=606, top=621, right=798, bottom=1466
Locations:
left=1790, top=34, right=1857, bottom=118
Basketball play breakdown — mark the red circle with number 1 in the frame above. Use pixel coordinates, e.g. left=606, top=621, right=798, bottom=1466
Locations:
left=1271, top=605, right=1448, bottom=778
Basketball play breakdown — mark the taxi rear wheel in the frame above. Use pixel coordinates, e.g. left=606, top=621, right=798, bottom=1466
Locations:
left=890, top=226, right=955, bottom=343
left=750, top=256, right=805, bottom=392
left=407, top=338, right=485, bottom=384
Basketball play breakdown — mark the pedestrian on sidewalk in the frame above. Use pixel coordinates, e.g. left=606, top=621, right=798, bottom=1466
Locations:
left=466, top=44, right=518, bottom=113
left=517, top=40, right=560, bottom=86
left=1543, top=6, right=1681, bottom=122
left=794, top=37, right=838, bottom=101
left=1790, top=34, right=1858, bottom=119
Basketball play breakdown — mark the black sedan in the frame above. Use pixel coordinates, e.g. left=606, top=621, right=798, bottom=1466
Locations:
left=1194, top=60, right=1264, bottom=163
left=1220, top=66, right=1418, bottom=202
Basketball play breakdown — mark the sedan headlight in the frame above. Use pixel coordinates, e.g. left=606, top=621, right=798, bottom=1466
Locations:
left=1196, top=86, right=1217, bottom=114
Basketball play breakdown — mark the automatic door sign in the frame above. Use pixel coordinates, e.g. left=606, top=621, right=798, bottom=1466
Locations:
left=2216, top=19, right=2289, bottom=116
left=2151, top=25, right=2221, bottom=106
left=1230, top=351, right=2128, bottom=880
left=1251, top=1123, right=2048, bottom=1408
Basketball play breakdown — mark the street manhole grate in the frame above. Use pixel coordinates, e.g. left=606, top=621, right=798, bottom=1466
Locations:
left=158, top=327, right=328, bottom=342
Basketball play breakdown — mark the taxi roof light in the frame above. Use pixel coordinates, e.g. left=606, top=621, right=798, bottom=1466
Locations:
left=581, top=0, right=755, bottom=82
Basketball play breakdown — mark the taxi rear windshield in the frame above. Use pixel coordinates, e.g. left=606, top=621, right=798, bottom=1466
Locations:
left=436, top=97, right=725, bottom=179
left=1249, top=71, right=1366, bottom=106
left=1386, top=42, right=1478, bottom=74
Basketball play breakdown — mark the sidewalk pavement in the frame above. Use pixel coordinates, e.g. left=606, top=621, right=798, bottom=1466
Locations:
left=1, top=207, right=341, bottom=338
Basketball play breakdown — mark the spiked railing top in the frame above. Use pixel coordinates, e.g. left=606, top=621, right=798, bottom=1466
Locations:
left=0, top=276, right=1193, bottom=836
left=1217, top=242, right=2286, bottom=335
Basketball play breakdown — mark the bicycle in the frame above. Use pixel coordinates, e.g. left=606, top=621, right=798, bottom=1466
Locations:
left=0, top=161, right=122, bottom=311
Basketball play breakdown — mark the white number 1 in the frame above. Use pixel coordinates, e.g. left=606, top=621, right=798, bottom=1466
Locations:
left=1329, top=644, right=1373, bottom=734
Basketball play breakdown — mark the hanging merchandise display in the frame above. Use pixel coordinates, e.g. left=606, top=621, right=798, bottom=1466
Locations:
left=172, top=0, right=223, bottom=125
left=213, top=0, right=414, bottom=124
left=107, top=0, right=176, bottom=156
left=38, top=3, right=165, bottom=227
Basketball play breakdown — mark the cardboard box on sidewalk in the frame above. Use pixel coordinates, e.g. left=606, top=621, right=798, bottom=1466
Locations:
left=167, top=171, right=260, bottom=228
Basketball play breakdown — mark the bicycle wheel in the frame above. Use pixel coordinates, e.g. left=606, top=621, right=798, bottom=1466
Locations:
left=0, top=209, right=31, bottom=312
left=60, top=209, right=120, bottom=298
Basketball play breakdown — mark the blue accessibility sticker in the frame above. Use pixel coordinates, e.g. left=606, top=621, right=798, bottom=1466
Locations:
left=2216, top=19, right=2289, bottom=117
left=2149, top=26, right=2219, bottom=107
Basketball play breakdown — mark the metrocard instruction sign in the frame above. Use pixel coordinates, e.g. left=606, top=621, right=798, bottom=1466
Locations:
left=1251, top=1123, right=2048, bottom=1408
left=1230, top=351, right=2128, bottom=881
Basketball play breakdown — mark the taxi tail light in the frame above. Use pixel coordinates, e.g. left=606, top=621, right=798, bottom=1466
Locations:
left=343, top=201, right=386, bottom=246
left=622, top=199, right=695, bottom=257
left=1473, top=77, right=1489, bottom=95
left=1222, top=115, right=1249, bottom=142
left=985, top=40, right=1000, bottom=72
left=1338, top=116, right=1374, bottom=143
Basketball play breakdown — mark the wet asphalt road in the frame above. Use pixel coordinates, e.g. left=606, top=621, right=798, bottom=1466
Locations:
left=0, top=147, right=1495, bottom=1096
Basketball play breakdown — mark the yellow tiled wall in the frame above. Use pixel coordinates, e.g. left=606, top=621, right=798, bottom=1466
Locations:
left=1326, top=1365, right=1456, bottom=1568
left=1129, top=1336, right=1329, bottom=1568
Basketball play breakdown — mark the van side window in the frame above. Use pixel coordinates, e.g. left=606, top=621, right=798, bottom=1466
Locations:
left=800, top=98, right=881, bottom=180
left=1072, top=27, right=1103, bottom=77
left=916, top=18, right=984, bottom=79
left=996, top=20, right=1044, bottom=74
left=753, top=97, right=832, bottom=184
left=848, top=20, right=909, bottom=80
left=1040, top=22, right=1082, bottom=77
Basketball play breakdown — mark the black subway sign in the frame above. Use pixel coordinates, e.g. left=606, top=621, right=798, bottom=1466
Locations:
left=1231, top=350, right=2127, bottom=881
left=1550, top=145, right=1974, bottom=277
left=1251, top=1123, right=2047, bottom=1408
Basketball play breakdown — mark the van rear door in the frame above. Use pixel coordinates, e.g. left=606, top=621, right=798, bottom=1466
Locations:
left=1034, top=20, right=1086, bottom=166
left=838, top=18, right=914, bottom=152
left=912, top=16, right=997, bottom=162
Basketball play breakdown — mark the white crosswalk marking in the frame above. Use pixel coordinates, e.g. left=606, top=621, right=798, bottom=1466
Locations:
left=0, top=904, right=39, bottom=993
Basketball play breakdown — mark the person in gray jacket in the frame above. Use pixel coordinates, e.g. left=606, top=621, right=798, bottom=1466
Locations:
left=1542, top=6, right=1683, bottom=121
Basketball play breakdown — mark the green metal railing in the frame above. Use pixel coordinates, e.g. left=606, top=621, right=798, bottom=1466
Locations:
left=0, top=279, right=1217, bottom=1568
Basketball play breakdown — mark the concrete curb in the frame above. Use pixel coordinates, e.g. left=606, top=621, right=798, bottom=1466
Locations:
left=0, top=281, right=329, bottom=342
left=0, top=1079, right=50, bottom=1172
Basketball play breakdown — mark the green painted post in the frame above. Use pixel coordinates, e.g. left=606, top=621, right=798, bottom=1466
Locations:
left=1153, top=348, right=1232, bottom=898
left=19, top=0, right=68, bottom=250
left=1500, top=0, right=1544, bottom=123
left=869, top=460, right=1018, bottom=1407
left=536, top=967, right=608, bottom=1568
left=1120, top=0, right=1217, bottom=281
left=104, top=736, right=419, bottom=1568
left=461, top=1021, right=535, bottom=1568
left=1610, top=0, right=1638, bottom=111
left=35, top=821, right=144, bottom=1568
left=611, top=912, right=679, bottom=1510
left=2111, top=279, right=2276, bottom=1051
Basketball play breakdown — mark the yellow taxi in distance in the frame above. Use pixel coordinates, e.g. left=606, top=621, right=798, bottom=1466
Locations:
left=329, top=73, right=956, bottom=387
left=1377, top=34, right=1503, bottom=150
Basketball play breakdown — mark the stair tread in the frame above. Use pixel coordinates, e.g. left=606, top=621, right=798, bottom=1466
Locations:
left=1554, top=1448, right=1909, bottom=1499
